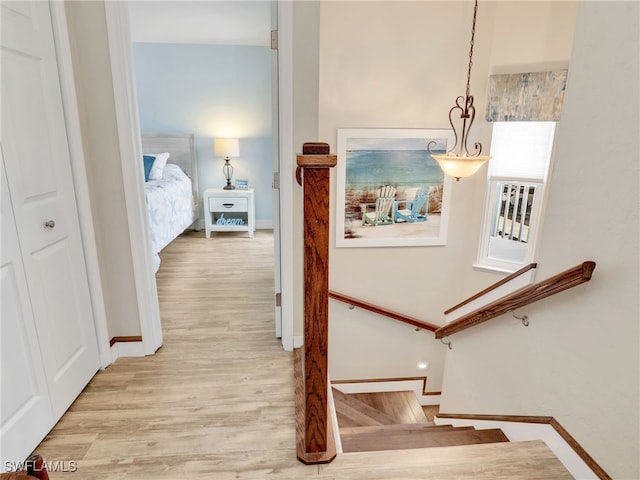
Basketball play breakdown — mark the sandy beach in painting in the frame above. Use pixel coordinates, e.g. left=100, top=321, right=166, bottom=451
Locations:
left=344, top=213, right=442, bottom=241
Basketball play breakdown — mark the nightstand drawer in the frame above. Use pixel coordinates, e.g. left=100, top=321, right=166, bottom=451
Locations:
left=209, top=197, right=248, bottom=212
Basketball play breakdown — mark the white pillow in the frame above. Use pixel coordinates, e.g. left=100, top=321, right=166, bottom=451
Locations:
left=148, top=152, right=170, bottom=181
left=162, top=163, right=189, bottom=181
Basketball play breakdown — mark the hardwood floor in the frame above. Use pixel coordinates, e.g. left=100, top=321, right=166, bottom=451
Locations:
left=422, top=405, right=440, bottom=422
left=32, top=230, right=572, bottom=479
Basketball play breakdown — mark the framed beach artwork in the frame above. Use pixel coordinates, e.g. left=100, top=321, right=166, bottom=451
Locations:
left=336, top=128, right=454, bottom=248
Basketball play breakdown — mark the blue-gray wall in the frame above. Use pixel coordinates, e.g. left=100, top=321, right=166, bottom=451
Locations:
left=133, top=42, right=273, bottom=223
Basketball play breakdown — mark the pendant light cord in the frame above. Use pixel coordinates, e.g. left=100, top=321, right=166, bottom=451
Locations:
left=465, top=0, right=479, bottom=101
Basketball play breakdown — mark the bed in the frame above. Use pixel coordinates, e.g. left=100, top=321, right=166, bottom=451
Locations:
left=141, top=133, right=199, bottom=271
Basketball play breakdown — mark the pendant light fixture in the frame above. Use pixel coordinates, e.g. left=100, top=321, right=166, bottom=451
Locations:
left=429, top=0, right=490, bottom=181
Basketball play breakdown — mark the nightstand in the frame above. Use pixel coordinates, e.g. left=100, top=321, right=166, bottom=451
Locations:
left=204, top=188, right=255, bottom=238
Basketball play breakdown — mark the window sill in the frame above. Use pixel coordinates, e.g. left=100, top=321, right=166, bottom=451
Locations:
left=472, top=263, right=521, bottom=275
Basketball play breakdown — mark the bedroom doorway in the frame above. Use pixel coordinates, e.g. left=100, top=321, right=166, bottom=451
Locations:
left=107, top=1, right=294, bottom=350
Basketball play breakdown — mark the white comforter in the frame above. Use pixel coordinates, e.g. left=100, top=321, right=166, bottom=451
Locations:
left=145, top=163, right=194, bottom=271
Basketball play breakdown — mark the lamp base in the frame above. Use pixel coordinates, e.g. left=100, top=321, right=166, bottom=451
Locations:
left=223, top=184, right=236, bottom=190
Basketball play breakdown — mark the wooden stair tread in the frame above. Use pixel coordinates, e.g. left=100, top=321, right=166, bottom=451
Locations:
left=348, top=391, right=428, bottom=424
left=333, top=388, right=512, bottom=457
left=332, top=388, right=398, bottom=427
left=341, top=427, right=510, bottom=453
left=321, top=441, right=573, bottom=478
left=339, top=423, right=473, bottom=435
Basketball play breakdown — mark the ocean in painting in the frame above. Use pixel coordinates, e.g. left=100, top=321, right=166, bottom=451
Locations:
left=346, top=149, right=443, bottom=190
left=344, top=148, right=445, bottom=218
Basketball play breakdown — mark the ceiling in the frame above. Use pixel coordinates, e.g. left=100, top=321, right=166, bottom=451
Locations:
left=128, top=1, right=272, bottom=47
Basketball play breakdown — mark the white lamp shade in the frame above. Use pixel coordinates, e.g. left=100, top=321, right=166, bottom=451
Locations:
left=214, top=138, right=240, bottom=158
left=431, top=153, right=490, bottom=180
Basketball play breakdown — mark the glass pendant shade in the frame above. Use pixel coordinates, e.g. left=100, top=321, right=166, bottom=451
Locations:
left=431, top=153, right=491, bottom=180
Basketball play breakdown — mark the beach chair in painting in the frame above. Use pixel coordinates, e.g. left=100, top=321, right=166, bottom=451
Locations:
left=361, top=185, right=397, bottom=226
left=393, top=186, right=429, bottom=223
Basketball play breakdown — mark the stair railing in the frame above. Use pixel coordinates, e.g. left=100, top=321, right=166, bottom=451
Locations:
left=435, top=261, right=596, bottom=341
left=295, top=144, right=337, bottom=465
left=444, top=262, right=537, bottom=317
left=328, top=290, right=439, bottom=332
left=329, top=261, right=595, bottom=348
left=294, top=142, right=596, bottom=464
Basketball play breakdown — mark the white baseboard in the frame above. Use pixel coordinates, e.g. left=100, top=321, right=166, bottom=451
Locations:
left=110, top=341, right=146, bottom=361
left=332, top=379, right=441, bottom=406
left=327, top=375, right=343, bottom=454
left=293, top=336, right=303, bottom=349
left=255, top=219, right=274, bottom=230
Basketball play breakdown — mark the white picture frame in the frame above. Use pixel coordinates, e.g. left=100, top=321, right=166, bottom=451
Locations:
left=336, top=128, right=454, bottom=248
left=235, top=179, right=249, bottom=190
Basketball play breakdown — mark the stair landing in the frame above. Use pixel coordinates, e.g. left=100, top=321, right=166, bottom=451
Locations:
left=347, top=390, right=428, bottom=424
left=332, top=388, right=428, bottom=427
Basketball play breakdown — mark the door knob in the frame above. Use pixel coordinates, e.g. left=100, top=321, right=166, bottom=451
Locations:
left=44, top=220, right=55, bottom=229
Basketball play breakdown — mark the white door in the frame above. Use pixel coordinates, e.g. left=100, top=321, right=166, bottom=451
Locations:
left=1, top=0, right=99, bottom=422
left=0, top=162, right=56, bottom=468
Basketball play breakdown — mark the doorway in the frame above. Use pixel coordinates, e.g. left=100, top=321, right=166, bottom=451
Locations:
left=103, top=1, right=294, bottom=351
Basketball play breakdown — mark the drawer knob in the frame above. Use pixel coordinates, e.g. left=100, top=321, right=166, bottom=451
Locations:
left=222, top=203, right=234, bottom=208
left=44, top=220, right=56, bottom=229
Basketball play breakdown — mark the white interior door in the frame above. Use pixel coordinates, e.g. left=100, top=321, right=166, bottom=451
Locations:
left=0, top=162, right=55, bottom=469
left=1, top=1, right=99, bottom=420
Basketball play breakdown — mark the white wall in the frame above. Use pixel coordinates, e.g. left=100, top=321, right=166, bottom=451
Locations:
left=317, top=1, right=578, bottom=385
left=488, top=1, right=577, bottom=74
left=65, top=1, right=142, bottom=337
left=132, top=43, right=274, bottom=224
left=292, top=1, right=321, bottom=336
left=439, top=2, right=639, bottom=478
left=329, top=301, right=446, bottom=392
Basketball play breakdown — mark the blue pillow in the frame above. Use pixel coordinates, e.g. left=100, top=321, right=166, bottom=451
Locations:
left=143, top=155, right=155, bottom=182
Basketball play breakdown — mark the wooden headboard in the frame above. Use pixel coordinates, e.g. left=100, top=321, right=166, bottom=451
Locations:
left=141, top=132, right=199, bottom=210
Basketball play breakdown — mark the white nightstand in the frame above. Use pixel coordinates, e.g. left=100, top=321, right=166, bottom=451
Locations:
left=204, top=188, right=255, bottom=238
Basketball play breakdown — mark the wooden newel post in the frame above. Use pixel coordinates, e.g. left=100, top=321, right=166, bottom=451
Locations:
left=297, top=142, right=337, bottom=464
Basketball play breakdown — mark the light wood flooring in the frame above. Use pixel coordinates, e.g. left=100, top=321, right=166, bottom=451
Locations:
left=32, top=230, right=572, bottom=479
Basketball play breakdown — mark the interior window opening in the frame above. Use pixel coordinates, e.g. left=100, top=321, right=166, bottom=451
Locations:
left=475, top=121, right=556, bottom=272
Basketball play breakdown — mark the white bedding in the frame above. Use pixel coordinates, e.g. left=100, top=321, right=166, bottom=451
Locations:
left=145, top=163, right=194, bottom=271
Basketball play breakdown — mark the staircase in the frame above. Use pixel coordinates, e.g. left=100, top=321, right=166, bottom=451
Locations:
left=333, top=388, right=509, bottom=453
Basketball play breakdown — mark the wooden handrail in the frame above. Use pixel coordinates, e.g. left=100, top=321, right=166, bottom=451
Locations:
left=436, top=413, right=611, bottom=479
left=328, top=290, right=440, bottom=333
left=444, top=263, right=537, bottom=315
left=435, top=261, right=596, bottom=339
